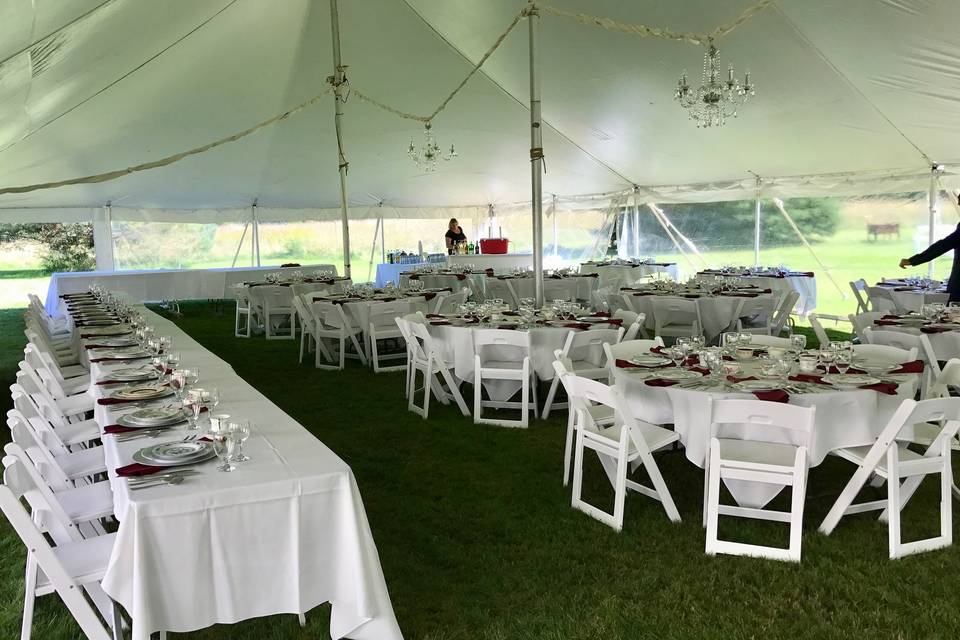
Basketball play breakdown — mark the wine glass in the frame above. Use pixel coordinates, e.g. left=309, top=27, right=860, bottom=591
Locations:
left=211, top=430, right=237, bottom=473
left=185, top=388, right=205, bottom=430
left=835, top=350, right=852, bottom=375
left=208, top=388, right=220, bottom=412
left=790, top=334, right=807, bottom=353
left=166, top=352, right=181, bottom=371
left=170, top=369, right=186, bottom=401
left=669, top=347, right=685, bottom=369
left=231, top=421, right=251, bottom=462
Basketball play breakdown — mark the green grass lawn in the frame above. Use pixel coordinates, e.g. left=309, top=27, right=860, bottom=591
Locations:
left=1, top=303, right=959, bottom=638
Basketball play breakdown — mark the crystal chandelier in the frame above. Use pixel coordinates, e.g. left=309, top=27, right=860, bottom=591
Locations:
left=408, top=123, right=457, bottom=171
left=675, top=39, right=755, bottom=128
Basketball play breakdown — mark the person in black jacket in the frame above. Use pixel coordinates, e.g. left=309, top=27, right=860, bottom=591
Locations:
left=900, top=195, right=960, bottom=302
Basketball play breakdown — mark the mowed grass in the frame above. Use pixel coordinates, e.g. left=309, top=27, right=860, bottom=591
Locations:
left=1, top=303, right=960, bottom=638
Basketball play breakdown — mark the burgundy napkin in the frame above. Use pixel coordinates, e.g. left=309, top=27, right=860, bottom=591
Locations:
left=650, top=346, right=665, bottom=354
left=407, top=274, right=421, bottom=280
left=892, top=360, right=924, bottom=374
left=921, top=326, right=951, bottom=334
left=876, top=282, right=897, bottom=287
left=81, top=331, right=132, bottom=339
left=598, top=319, right=624, bottom=326
left=426, top=313, right=444, bottom=318
left=591, top=311, right=612, bottom=318
left=874, top=320, right=902, bottom=326
left=683, top=294, right=702, bottom=299
left=497, top=325, right=519, bottom=330
left=632, top=292, right=654, bottom=297
left=430, top=320, right=452, bottom=326
left=789, top=373, right=824, bottom=384
left=116, top=463, right=170, bottom=477
left=585, top=273, right=599, bottom=278
left=860, top=382, right=898, bottom=395
left=754, top=389, right=791, bottom=403
left=503, top=311, right=520, bottom=317
left=797, top=272, right=815, bottom=277
left=423, top=292, right=438, bottom=301
left=894, top=287, right=917, bottom=292
left=562, top=322, right=590, bottom=330
left=723, top=292, right=759, bottom=298
left=726, top=375, right=757, bottom=384
left=688, top=366, right=710, bottom=376
left=881, top=314, right=903, bottom=320
left=84, top=344, right=118, bottom=350
left=104, top=425, right=141, bottom=435
left=90, top=355, right=150, bottom=364
left=455, top=274, right=467, bottom=281
left=645, top=378, right=680, bottom=387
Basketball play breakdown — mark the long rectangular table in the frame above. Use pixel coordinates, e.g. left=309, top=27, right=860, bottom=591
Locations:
left=46, top=264, right=338, bottom=312
left=78, top=307, right=402, bottom=639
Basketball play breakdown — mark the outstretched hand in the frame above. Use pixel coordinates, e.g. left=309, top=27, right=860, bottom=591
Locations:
left=899, top=258, right=911, bottom=269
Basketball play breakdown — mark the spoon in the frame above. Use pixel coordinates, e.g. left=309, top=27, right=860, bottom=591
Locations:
left=129, top=475, right=188, bottom=491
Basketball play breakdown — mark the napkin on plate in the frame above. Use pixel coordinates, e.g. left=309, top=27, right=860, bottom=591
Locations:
left=891, top=360, right=924, bottom=374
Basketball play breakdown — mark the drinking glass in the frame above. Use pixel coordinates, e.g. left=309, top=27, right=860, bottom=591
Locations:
left=231, top=421, right=251, bottom=462
left=669, top=347, right=685, bottom=369
left=835, top=350, right=852, bottom=375
left=170, top=369, right=186, bottom=401
left=212, top=431, right=237, bottom=472
left=208, top=388, right=220, bottom=412
left=159, top=336, right=172, bottom=354
left=185, top=388, right=205, bottom=430
left=183, top=368, right=200, bottom=387
left=151, top=356, right=166, bottom=383
left=166, top=352, right=181, bottom=371
left=818, top=349, right=836, bottom=372
left=790, top=334, right=807, bottom=353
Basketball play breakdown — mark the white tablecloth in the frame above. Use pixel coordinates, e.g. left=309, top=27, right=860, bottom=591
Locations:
left=375, top=262, right=434, bottom=288
left=580, top=263, right=679, bottom=286
left=698, top=273, right=817, bottom=316
left=886, top=288, right=950, bottom=313
left=613, top=367, right=917, bottom=507
left=398, top=273, right=484, bottom=298
left=46, top=264, right=339, bottom=312
left=447, top=254, right=532, bottom=273
left=875, top=324, right=960, bottom=361
left=82, top=308, right=401, bottom=640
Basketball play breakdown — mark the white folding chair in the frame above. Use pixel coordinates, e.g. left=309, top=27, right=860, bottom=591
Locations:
left=552, top=360, right=615, bottom=487
left=733, top=295, right=778, bottom=335
left=406, top=321, right=470, bottom=418
left=307, top=302, right=368, bottom=370
left=251, top=285, right=296, bottom=340
left=543, top=279, right=574, bottom=303
left=0, top=482, right=120, bottom=640
left=17, top=361, right=93, bottom=420
left=613, top=309, right=647, bottom=341
left=291, top=294, right=331, bottom=364
left=744, top=334, right=793, bottom=349
left=863, top=327, right=939, bottom=397
left=623, top=293, right=656, bottom=336
left=473, top=329, right=537, bottom=428
left=848, top=311, right=885, bottom=343
left=807, top=313, right=831, bottom=349
left=543, top=327, right=623, bottom=419
left=850, top=279, right=870, bottom=314
left=10, top=386, right=99, bottom=454
left=819, top=398, right=960, bottom=558
left=433, top=288, right=470, bottom=315
left=23, top=343, right=88, bottom=392
left=866, top=286, right=901, bottom=314
left=367, top=300, right=412, bottom=373
left=565, top=374, right=680, bottom=530
left=704, top=398, right=816, bottom=562
left=602, top=338, right=666, bottom=381
left=7, top=413, right=106, bottom=490
left=852, top=343, right=918, bottom=365
left=770, top=291, right=799, bottom=337
left=650, top=297, right=702, bottom=342
left=231, top=284, right=254, bottom=338
left=484, top=278, right=519, bottom=309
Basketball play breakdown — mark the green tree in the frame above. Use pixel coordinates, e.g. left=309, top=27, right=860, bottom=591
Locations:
left=0, top=223, right=94, bottom=273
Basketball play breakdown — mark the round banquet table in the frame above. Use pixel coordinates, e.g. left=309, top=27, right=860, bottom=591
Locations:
left=580, top=262, right=679, bottom=286
left=699, top=271, right=817, bottom=315
left=882, top=285, right=949, bottom=313
left=625, top=292, right=776, bottom=343
left=399, top=272, right=485, bottom=298
left=493, top=275, right=598, bottom=303
left=612, top=365, right=919, bottom=508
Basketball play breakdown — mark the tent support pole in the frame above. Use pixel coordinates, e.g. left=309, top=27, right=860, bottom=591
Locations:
left=552, top=196, right=558, bottom=258
left=753, top=177, right=762, bottom=268
left=231, top=222, right=249, bottom=268
left=380, top=208, right=387, bottom=266
left=928, top=165, right=941, bottom=279
left=367, top=215, right=382, bottom=284
left=528, top=5, right=544, bottom=307
left=330, top=0, right=352, bottom=280
left=773, top=198, right=845, bottom=300
left=93, top=203, right=115, bottom=271
left=252, top=201, right=261, bottom=267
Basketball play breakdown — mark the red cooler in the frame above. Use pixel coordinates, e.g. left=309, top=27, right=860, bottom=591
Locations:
left=479, top=238, right=509, bottom=254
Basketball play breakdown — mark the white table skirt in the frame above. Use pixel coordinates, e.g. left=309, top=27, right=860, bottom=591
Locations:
left=503, top=276, right=598, bottom=303
left=580, top=263, right=679, bottom=286
left=708, top=275, right=816, bottom=316
left=889, top=289, right=950, bottom=312
left=83, top=309, right=402, bottom=640
left=46, top=264, right=338, bottom=312
left=613, top=369, right=917, bottom=507
left=398, top=273, right=484, bottom=298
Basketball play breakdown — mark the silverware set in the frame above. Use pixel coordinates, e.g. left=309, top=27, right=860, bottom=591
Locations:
left=115, top=431, right=198, bottom=443
left=127, top=469, right=200, bottom=490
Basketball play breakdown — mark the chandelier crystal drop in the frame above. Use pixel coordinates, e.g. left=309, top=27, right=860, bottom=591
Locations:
left=408, top=123, right=457, bottom=172
left=675, top=39, right=755, bottom=128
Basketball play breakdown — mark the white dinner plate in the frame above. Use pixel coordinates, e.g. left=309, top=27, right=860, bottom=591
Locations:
left=856, top=361, right=897, bottom=374
left=133, top=441, right=216, bottom=466
left=80, top=326, right=131, bottom=336
left=733, top=379, right=786, bottom=391
left=89, top=337, right=139, bottom=348
left=100, top=366, right=156, bottom=382
left=122, top=406, right=189, bottom=426
left=656, top=369, right=703, bottom=381
left=628, top=355, right=672, bottom=367
left=96, top=348, right=150, bottom=360
left=822, top=374, right=881, bottom=388
left=575, top=316, right=606, bottom=323
left=110, top=384, right=173, bottom=401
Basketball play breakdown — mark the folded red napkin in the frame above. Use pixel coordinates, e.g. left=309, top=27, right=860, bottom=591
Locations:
left=591, top=311, right=611, bottom=318
left=921, top=326, right=951, bottom=334
left=881, top=314, right=903, bottom=320
left=81, top=331, right=132, bottom=339
left=726, top=375, right=756, bottom=383
left=683, top=294, right=702, bottom=299
left=116, top=463, right=172, bottom=477
left=645, top=378, right=679, bottom=387
left=789, top=373, right=824, bottom=384
left=616, top=359, right=673, bottom=369
left=723, top=293, right=759, bottom=298
left=426, top=313, right=444, bottom=318
left=90, top=355, right=150, bottom=364
left=650, top=346, right=665, bottom=354
left=84, top=344, right=117, bottom=350
left=423, top=292, right=438, bottom=301
left=104, top=425, right=141, bottom=435
left=497, top=325, right=519, bottom=330
left=892, top=360, right=924, bottom=374
left=754, top=389, right=791, bottom=403
left=564, top=323, right=592, bottom=330
left=688, top=367, right=710, bottom=376
left=599, top=319, right=624, bottom=326
left=502, top=311, right=520, bottom=317
left=407, top=274, right=420, bottom=280
left=632, top=292, right=653, bottom=297
left=455, top=274, right=467, bottom=281
left=586, top=273, right=599, bottom=278
left=874, top=320, right=902, bottom=326
left=797, top=272, right=815, bottom=277
left=98, top=396, right=151, bottom=406
left=894, top=287, right=918, bottom=292
left=860, top=382, right=898, bottom=395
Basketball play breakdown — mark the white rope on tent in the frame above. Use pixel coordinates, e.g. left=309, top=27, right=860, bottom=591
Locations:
left=648, top=203, right=710, bottom=269
left=936, top=173, right=960, bottom=220
left=540, top=0, right=778, bottom=46
left=645, top=202, right=699, bottom=273
left=0, top=87, right=333, bottom=196
left=772, top=197, right=846, bottom=299
left=351, top=4, right=530, bottom=124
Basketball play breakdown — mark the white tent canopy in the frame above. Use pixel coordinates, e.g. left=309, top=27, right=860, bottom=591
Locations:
left=0, top=0, right=958, bottom=218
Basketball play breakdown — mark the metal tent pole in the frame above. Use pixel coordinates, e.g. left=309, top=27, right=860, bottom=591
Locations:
left=928, top=165, right=942, bottom=279
left=528, top=5, right=544, bottom=306
left=93, top=203, right=115, bottom=271
left=330, top=0, right=352, bottom=280
left=252, top=201, right=261, bottom=267
left=753, top=177, right=762, bottom=268
left=551, top=195, right=558, bottom=258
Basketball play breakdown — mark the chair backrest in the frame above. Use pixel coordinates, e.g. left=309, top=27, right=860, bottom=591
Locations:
left=709, top=398, right=815, bottom=449
left=10, top=386, right=71, bottom=449
left=473, top=328, right=530, bottom=365
left=408, top=320, right=452, bottom=366
left=650, top=297, right=701, bottom=330
left=770, top=291, right=800, bottom=335
left=308, top=301, right=344, bottom=330
left=434, top=289, right=470, bottom=315
left=256, top=285, right=294, bottom=309
left=865, top=286, right=899, bottom=313
left=745, top=334, right=792, bottom=349
left=862, top=398, right=960, bottom=466
left=852, top=342, right=918, bottom=364
left=6, top=411, right=74, bottom=490
left=485, top=278, right=519, bottom=308
left=543, top=279, right=574, bottom=302
left=562, top=328, right=622, bottom=368
left=0, top=481, right=113, bottom=640
left=613, top=309, right=645, bottom=340
left=291, top=282, right=333, bottom=298
left=291, top=294, right=313, bottom=330
left=850, top=279, right=869, bottom=314
left=368, top=300, right=412, bottom=331
left=735, top=296, right=777, bottom=328
left=929, top=358, right=960, bottom=398
left=863, top=328, right=939, bottom=377
left=807, top=313, right=831, bottom=348
left=3, top=445, right=83, bottom=543
left=848, top=311, right=885, bottom=342
left=231, top=284, right=251, bottom=305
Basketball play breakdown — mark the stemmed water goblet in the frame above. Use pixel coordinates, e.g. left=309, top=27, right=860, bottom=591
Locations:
left=835, top=350, right=852, bottom=375
left=211, top=429, right=238, bottom=473
left=184, top=388, right=205, bottom=430
left=231, top=421, right=251, bottom=462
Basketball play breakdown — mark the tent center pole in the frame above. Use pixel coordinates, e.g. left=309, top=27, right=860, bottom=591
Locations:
left=528, top=5, right=544, bottom=307
left=252, top=200, right=261, bottom=267
left=753, top=177, right=762, bottom=268
left=330, top=0, right=352, bottom=280
left=928, top=165, right=941, bottom=279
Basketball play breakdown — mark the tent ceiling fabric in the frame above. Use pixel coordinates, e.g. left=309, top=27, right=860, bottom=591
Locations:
left=0, top=0, right=957, bottom=216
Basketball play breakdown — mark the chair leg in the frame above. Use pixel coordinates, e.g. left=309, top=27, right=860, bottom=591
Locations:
left=704, top=447, right=722, bottom=555
left=562, top=410, right=575, bottom=487
left=612, top=447, right=628, bottom=531
left=111, top=599, right=124, bottom=640
left=571, top=428, right=586, bottom=508
left=520, top=374, right=529, bottom=428
left=339, top=336, right=346, bottom=370
left=542, top=377, right=560, bottom=419
left=788, top=464, right=807, bottom=562
left=473, top=371, right=482, bottom=424
left=21, top=553, right=37, bottom=640
left=423, top=361, right=433, bottom=419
